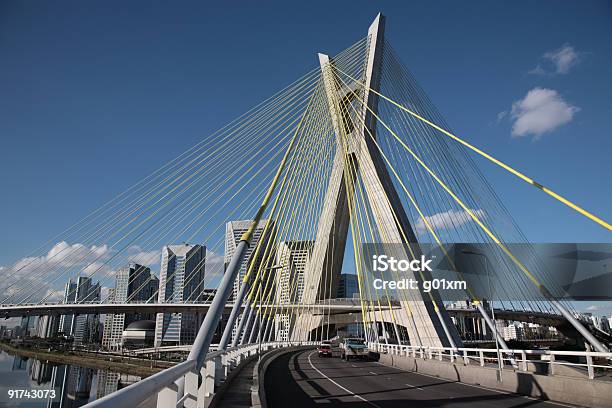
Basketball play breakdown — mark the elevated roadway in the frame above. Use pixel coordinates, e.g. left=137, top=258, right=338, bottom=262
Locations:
left=264, top=349, right=574, bottom=407
left=0, top=300, right=374, bottom=319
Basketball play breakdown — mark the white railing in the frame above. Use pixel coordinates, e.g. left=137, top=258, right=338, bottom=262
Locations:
left=370, top=342, right=612, bottom=380
left=85, top=341, right=316, bottom=408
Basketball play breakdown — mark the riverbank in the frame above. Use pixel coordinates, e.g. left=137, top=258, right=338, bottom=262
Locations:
left=0, top=342, right=170, bottom=377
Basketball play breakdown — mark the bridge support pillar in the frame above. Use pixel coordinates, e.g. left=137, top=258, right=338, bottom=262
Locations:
left=392, top=321, right=402, bottom=345
left=157, top=382, right=178, bottom=408
left=200, top=359, right=216, bottom=407
left=297, top=13, right=462, bottom=349
left=184, top=370, right=198, bottom=408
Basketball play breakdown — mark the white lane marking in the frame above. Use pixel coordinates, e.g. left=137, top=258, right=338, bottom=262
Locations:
left=405, top=383, right=424, bottom=391
left=369, top=371, right=378, bottom=375
left=375, top=362, right=576, bottom=407
left=307, top=351, right=382, bottom=408
left=351, top=364, right=357, bottom=368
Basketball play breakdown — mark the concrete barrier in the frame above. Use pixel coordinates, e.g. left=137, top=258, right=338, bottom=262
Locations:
left=380, top=353, right=612, bottom=408
left=251, top=346, right=315, bottom=408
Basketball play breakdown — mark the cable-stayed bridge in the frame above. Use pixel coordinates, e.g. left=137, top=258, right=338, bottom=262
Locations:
left=1, top=13, right=611, bottom=408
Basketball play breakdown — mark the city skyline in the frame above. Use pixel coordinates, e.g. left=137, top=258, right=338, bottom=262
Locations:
left=0, top=2, right=610, bottom=320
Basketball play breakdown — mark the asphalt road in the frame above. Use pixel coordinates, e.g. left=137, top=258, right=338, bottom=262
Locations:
left=265, top=349, right=577, bottom=408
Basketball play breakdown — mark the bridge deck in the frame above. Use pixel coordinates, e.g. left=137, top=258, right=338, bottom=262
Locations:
left=264, top=349, right=571, bottom=408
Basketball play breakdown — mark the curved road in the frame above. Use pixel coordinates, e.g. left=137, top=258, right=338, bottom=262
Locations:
left=265, top=349, right=575, bottom=408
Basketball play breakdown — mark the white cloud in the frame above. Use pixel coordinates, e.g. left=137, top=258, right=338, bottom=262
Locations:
left=82, top=261, right=113, bottom=276
left=45, top=241, right=110, bottom=267
left=586, top=305, right=599, bottom=311
left=496, top=111, right=508, bottom=122
left=415, top=209, right=486, bottom=234
left=508, top=87, right=579, bottom=139
left=0, top=241, right=113, bottom=303
left=127, top=245, right=160, bottom=266
left=528, top=65, right=546, bottom=75
left=530, top=44, right=581, bottom=75
left=43, top=289, right=65, bottom=302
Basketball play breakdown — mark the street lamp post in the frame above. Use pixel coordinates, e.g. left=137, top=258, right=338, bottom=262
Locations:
left=462, top=249, right=503, bottom=382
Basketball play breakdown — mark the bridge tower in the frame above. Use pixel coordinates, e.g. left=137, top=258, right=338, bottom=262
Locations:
left=296, top=14, right=462, bottom=348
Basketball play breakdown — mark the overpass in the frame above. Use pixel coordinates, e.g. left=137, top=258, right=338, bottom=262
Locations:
left=3, top=300, right=591, bottom=337
left=0, top=300, right=376, bottom=319
left=4, top=294, right=610, bottom=352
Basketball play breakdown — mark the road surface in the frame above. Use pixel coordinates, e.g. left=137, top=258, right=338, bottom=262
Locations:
left=264, top=349, right=576, bottom=407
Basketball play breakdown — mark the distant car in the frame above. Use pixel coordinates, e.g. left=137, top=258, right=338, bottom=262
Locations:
left=340, top=338, right=368, bottom=361
left=324, top=338, right=341, bottom=347
left=317, top=343, right=333, bottom=357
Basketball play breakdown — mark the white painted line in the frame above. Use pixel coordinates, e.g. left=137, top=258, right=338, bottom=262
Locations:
left=405, top=383, right=424, bottom=391
left=369, top=371, right=378, bottom=375
left=307, top=351, right=382, bottom=408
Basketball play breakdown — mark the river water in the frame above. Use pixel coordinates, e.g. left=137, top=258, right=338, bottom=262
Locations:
left=0, top=350, right=140, bottom=407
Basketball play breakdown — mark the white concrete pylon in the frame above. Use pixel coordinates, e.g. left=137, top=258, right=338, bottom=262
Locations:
left=295, top=13, right=462, bottom=348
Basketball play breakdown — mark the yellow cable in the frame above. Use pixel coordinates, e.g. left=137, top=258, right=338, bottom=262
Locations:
left=335, top=67, right=611, bottom=231
left=339, top=72, right=551, bottom=296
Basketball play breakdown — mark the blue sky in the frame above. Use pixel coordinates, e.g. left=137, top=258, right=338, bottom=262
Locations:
left=0, top=1, right=610, bottom=272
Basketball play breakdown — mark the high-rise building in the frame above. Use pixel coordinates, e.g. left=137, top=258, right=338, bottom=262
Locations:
left=224, top=219, right=274, bottom=301
left=275, top=241, right=313, bottom=303
left=224, top=220, right=274, bottom=342
left=59, top=276, right=101, bottom=345
left=73, top=277, right=101, bottom=346
left=19, top=316, right=37, bottom=337
left=155, top=244, right=206, bottom=346
left=273, top=240, right=313, bottom=341
left=102, top=263, right=159, bottom=350
left=502, top=324, right=522, bottom=341
left=451, top=314, right=490, bottom=341
left=59, top=279, right=77, bottom=334
left=36, top=315, right=59, bottom=339
left=336, top=273, right=359, bottom=298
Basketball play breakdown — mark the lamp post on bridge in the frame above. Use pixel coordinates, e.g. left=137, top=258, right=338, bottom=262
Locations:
left=462, top=249, right=503, bottom=382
